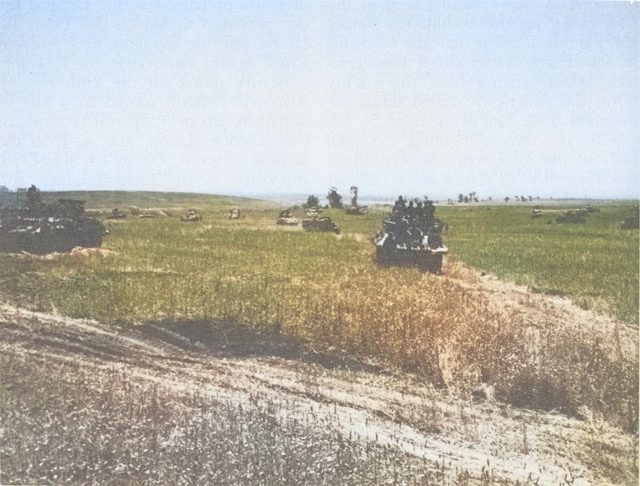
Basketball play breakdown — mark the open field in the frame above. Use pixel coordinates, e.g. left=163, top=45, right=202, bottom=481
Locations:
left=438, top=201, right=639, bottom=325
left=1, top=192, right=638, bottom=485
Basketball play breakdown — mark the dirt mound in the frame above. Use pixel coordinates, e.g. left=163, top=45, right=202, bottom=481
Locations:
left=12, top=247, right=116, bottom=260
left=444, top=261, right=637, bottom=362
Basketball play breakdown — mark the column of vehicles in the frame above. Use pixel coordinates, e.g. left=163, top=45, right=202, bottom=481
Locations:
left=3, top=189, right=638, bottom=276
left=275, top=199, right=449, bottom=274
left=0, top=188, right=449, bottom=273
left=276, top=207, right=341, bottom=234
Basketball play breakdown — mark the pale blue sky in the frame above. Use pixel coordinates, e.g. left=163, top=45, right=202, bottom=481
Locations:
left=1, top=1, right=638, bottom=200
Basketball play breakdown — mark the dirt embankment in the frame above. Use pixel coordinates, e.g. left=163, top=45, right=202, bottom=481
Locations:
left=445, top=261, right=638, bottom=362
left=1, top=264, right=637, bottom=485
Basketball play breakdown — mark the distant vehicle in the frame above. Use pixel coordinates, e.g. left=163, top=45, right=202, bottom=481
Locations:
left=277, top=209, right=299, bottom=226
left=373, top=196, right=447, bottom=274
left=229, top=209, right=241, bottom=219
left=621, top=213, right=639, bottom=230
left=346, top=205, right=367, bottom=215
left=530, top=207, right=543, bottom=218
left=181, top=209, right=201, bottom=222
left=302, top=216, right=340, bottom=234
left=106, top=208, right=126, bottom=219
left=556, top=211, right=586, bottom=224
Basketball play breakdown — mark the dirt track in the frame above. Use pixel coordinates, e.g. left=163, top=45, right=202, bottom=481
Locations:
left=1, top=262, right=638, bottom=485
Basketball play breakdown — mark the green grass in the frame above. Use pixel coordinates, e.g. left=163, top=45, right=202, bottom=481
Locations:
left=438, top=202, right=639, bottom=324
left=0, top=194, right=638, bottom=431
left=40, top=190, right=271, bottom=212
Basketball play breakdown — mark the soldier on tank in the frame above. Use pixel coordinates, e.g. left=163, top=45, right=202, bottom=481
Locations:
left=424, top=200, right=435, bottom=226
left=407, top=200, right=416, bottom=220
left=393, top=196, right=406, bottom=217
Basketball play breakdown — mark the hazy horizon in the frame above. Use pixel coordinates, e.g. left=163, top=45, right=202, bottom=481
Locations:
left=1, top=1, right=638, bottom=200
left=1, top=187, right=636, bottom=208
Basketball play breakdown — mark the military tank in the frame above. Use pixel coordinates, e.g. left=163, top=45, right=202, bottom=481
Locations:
left=373, top=196, right=447, bottom=274
left=621, top=215, right=639, bottom=229
left=556, top=210, right=586, bottom=224
left=106, top=208, right=127, bottom=219
left=620, top=208, right=639, bottom=230
left=302, top=216, right=341, bottom=234
left=276, top=209, right=299, bottom=226
left=181, top=209, right=202, bottom=222
left=0, top=189, right=105, bottom=254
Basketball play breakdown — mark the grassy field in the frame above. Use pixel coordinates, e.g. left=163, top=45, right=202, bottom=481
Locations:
left=438, top=201, right=639, bottom=324
left=0, top=193, right=638, bottom=432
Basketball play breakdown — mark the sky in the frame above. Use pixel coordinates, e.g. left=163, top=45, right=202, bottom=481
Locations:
left=1, top=1, right=638, bottom=201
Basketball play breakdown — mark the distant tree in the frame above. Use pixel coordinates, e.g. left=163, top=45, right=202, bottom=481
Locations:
left=303, top=195, right=320, bottom=209
left=504, top=197, right=510, bottom=203
left=521, top=195, right=526, bottom=202
left=327, top=187, right=343, bottom=208
left=26, top=184, right=41, bottom=208
left=464, top=195, right=469, bottom=203
left=458, top=194, right=464, bottom=203
left=528, top=196, right=533, bottom=202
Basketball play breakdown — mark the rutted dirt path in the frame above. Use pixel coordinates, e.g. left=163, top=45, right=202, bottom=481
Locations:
left=1, top=259, right=637, bottom=486
left=446, top=261, right=638, bottom=352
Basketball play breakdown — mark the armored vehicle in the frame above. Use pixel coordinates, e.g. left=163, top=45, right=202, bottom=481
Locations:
left=556, top=211, right=586, bottom=224
left=0, top=190, right=105, bottom=254
left=181, top=209, right=202, bottom=222
left=277, top=209, right=299, bottom=226
left=229, top=208, right=241, bottom=219
left=346, top=205, right=367, bottom=215
left=106, top=208, right=127, bottom=219
left=621, top=209, right=639, bottom=230
left=302, top=216, right=340, bottom=234
left=373, top=196, right=447, bottom=274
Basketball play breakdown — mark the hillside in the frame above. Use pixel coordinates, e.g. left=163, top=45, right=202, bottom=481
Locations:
left=2, top=260, right=637, bottom=485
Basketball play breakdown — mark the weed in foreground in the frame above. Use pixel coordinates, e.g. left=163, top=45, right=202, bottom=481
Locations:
left=1, top=353, right=480, bottom=486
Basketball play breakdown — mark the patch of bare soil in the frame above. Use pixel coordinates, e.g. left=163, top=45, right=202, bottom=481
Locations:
left=0, top=264, right=637, bottom=485
left=443, top=261, right=638, bottom=362
left=11, top=247, right=116, bottom=261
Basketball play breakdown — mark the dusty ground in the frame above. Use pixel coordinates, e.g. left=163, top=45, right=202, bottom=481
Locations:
left=0, top=262, right=637, bottom=485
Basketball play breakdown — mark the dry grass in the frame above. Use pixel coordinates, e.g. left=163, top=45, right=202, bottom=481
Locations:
left=1, top=354, right=440, bottom=486
left=2, top=305, right=637, bottom=486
